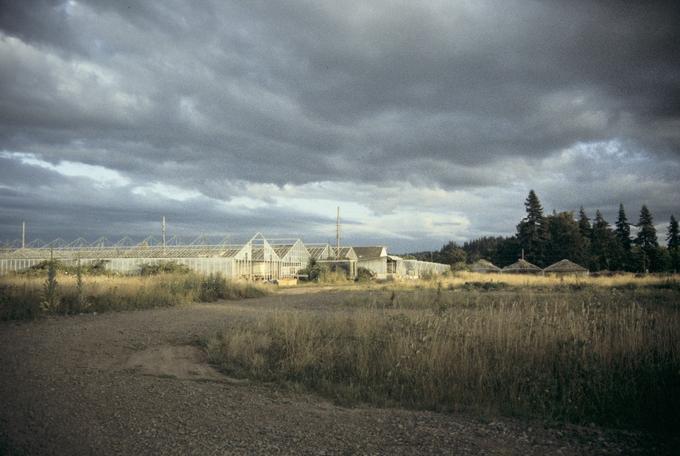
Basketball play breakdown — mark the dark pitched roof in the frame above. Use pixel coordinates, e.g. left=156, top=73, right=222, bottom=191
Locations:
left=543, top=259, right=588, bottom=273
left=502, top=258, right=542, bottom=272
left=353, top=246, right=386, bottom=260
left=470, top=259, right=501, bottom=272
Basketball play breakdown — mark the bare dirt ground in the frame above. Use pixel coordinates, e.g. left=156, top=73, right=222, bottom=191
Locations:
left=0, top=291, right=672, bottom=455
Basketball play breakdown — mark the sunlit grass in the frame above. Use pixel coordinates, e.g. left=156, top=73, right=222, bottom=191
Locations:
left=207, top=287, right=680, bottom=430
left=0, top=273, right=269, bottom=320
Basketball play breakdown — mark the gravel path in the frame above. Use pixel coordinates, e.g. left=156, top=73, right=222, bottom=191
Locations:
left=0, top=294, right=672, bottom=455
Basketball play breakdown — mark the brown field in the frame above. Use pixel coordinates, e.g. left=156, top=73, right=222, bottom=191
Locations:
left=1, top=272, right=679, bottom=454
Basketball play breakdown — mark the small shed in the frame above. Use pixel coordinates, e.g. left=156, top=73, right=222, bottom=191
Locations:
left=470, top=259, right=501, bottom=274
left=502, top=258, right=542, bottom=274
left=543, top=259, right=588, bottom=276
left=354, top=246, right=389, bottom=279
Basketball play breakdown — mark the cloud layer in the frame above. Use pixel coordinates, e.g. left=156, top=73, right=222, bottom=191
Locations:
left=1, top=1, right=679, bottom=251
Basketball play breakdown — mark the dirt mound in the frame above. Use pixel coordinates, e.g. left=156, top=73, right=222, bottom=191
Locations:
left=125, top=345, right=225, bottom=381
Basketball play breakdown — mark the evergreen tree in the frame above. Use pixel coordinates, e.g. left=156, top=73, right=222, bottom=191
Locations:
left=577, top=207, right=592, bottom=266
left=590, top=210, right=615, bottom=271
left=439, top=241, right=467, bottom=266
left=667, top=215, right=680, bottom=272
left=578, top=207, right=591, bottom=239
left=516, top=190, right=548, bottom=266
left=614, top=203, right=632, bottom=270
left=545, top=211, right=587, bottom=266
left=635, top=205, right=659, bottom=272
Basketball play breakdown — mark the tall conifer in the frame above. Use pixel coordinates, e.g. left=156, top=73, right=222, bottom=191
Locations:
left=578, top=207, right=591, bottom=239
left=635, top=205, right=658, bottom=272
left=591, top=210, right=614, bottom=271
left=667, top=215, right=680, bottom=272
left=614, top=204, right=632, bottom=270
left=516, top=190, right=548, bottom=266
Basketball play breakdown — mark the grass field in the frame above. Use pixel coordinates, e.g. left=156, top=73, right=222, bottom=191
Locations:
left=392, top=271, right=680, bottom=290
left=0, top=273, right=269, bottom=320
left=205, top=276, right=680, bottom=431
left=2, top=270, right=679, bottom=431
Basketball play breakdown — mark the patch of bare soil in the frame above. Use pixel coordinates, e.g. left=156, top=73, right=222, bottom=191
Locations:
left=0, top=296, right=674, bottom=455
left=125, top=345, right=219, bottom=381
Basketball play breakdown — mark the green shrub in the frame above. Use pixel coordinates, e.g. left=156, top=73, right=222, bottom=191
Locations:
left=355, top=267, right=375, bottom=282
left=198, top=273, right=268, bottom=301
left=41, top=257, right=59, bottom=312
left=0, top=284, right=42, bottom=320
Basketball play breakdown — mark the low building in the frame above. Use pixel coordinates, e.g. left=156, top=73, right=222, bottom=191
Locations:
left=354, top=247, right=448, bottom=279
left=354, top=246, right=390, bottom=279
left=502, top=258, right=542, bottom=274
left=543, top=259, right=589, bottom=276
left=470, top=259, right=501, bottom=274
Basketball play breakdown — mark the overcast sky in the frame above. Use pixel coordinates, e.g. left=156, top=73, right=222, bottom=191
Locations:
left=1, top=1, right=679, bottom=251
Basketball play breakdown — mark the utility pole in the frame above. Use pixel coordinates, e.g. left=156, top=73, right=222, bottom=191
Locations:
left=21, top=221, right=25, bottom=249
left=336, top=206, right=340, bottom=259
left=162, top=216, right=166, bottom=249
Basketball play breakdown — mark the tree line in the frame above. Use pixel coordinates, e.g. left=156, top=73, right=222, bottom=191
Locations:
left=409, top=190, right=680, bottom=273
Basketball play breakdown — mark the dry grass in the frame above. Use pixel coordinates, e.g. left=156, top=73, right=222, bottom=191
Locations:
left=0, top=273, right=269, bottom=320
left=421, top=271, right=679, bottom=289
left=207, top=287, right=680, bottom=430
left=311, top=271, right=680, bottom=293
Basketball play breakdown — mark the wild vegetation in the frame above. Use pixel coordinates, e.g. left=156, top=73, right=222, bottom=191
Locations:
left=0, top=266, right=268, bottom=320
left=206, top=284, right=680, bottom=431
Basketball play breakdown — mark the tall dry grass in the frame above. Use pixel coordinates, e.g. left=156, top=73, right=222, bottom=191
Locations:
left=0, top=273, right=268, bottom=320
left=207, top=288, right=680, bottom=430
left=416, top=271, right=680, bottom=289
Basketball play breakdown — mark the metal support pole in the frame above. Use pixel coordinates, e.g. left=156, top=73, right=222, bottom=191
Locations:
left=336, top=206, right=340, bottom=259
left=162, top=216, right=166, bottom=249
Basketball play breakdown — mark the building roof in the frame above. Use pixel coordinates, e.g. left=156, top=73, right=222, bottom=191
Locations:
left=251, top=247, right=279, bottom=261
left=306, top=244, right=331, bottom=260
left=272, top=244, right=293, bottom=258
left=353, top=246, right=386, bottom=260
left=502, top=258, right=542, bottom=273
left=327, top=246, right=358, bottom=261
left=470, top=259, right=501, bottom=272
left=543, top=259, right=588, bottom=273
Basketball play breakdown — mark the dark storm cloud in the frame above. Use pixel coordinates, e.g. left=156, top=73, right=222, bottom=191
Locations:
left=0, top=0, right=679, bottom=246
left=0, top=156, right=334, bottom=243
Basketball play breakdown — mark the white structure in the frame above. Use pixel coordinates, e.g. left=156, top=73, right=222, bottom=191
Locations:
left=271, top=239, right=311, bottom=279
left=353, top=246, right=449, bottom=279
left=0, top=234, right=450, bottom=280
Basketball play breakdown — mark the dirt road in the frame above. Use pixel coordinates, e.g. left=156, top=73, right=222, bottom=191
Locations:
left=0, top=293, right=669, bottom=455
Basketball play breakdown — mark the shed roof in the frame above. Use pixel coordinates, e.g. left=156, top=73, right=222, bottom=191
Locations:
left=502, top=258, right=542, bottom=272
left=543, top=259, right=588, bottom=273
left=470, top=259, right=501, bottom=272
left=353, top=246, right=386, bottom=260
